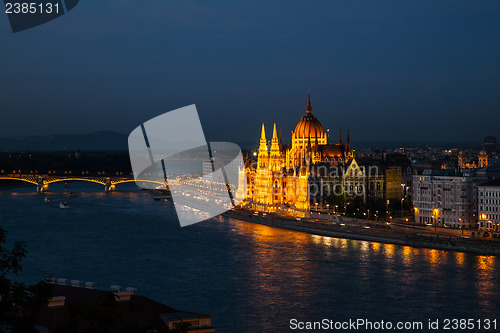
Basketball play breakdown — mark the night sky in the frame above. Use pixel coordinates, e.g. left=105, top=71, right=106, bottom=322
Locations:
left=1, top=1, right=499, bottom=146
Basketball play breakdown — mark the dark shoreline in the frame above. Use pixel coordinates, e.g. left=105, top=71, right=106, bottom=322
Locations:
left=223, top=209, right=500, bottom=256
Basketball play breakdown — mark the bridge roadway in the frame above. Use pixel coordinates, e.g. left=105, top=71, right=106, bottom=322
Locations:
left=0, top=174, right=167, bottom=192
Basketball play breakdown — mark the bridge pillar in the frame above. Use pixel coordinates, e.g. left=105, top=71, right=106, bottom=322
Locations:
left=105, top=184, right=116, bottom=192
left=37, top=177, right=49, bottom=192
left=37, top=184, right=49, bottom=192
left=105, top=178, right=115, bottom=192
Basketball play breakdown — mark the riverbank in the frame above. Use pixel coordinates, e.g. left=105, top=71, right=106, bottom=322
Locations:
left=223, top=208, right=500, bottom=256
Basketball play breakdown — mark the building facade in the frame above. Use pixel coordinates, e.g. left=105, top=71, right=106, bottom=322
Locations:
left=413, top=170, right=487, bottom=229
left=478, top=180, right=500, bottom=232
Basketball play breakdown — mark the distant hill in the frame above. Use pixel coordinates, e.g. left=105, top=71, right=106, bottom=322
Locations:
left=0, top=131, right=128, bottom=151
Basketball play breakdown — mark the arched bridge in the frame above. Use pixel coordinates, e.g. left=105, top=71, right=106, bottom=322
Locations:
left=0, top=174, right=167, bottom=192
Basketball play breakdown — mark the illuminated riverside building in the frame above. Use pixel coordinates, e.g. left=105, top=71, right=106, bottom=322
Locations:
left=413, top=170, right=487, bottom=229
left=478, top=180, right=500, bottom=232
left=243, top=93, right=384, bottom=216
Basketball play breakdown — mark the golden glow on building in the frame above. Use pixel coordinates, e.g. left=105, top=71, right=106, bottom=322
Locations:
left=245, top=93, right=354, bottom=216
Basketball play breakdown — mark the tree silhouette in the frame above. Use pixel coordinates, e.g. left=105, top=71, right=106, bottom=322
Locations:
left=0, top=226, right=52, bottom=333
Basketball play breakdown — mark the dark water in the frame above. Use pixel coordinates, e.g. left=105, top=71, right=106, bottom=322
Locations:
left=0, top=183, right=499, bottom=332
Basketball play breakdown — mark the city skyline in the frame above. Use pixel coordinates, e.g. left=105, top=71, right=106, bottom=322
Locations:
left=1, top=1, right=500, bottom=143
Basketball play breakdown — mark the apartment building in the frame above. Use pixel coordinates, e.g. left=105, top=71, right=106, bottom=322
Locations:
left=478, top=180, right=500, bottom=232
left=413, top=170, right=486, bottom=229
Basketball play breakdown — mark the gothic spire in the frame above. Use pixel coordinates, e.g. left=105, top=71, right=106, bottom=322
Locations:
left=258, top=123, right=268, bottom=151
left=272, top=122, right=278, bottom=141
left=338, top=129, right=343, bottom=145
left=257, top=123, right=269, bottom=168
left=270, top=122, right=280, bottom=155
left=306, top=91, right=312, bottom=113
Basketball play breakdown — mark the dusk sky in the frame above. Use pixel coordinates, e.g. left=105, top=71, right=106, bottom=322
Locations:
left=1, top=1, right=499, bottom=146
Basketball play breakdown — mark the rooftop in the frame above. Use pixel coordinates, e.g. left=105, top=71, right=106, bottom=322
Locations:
left=36, top=284, right=214, bottom=333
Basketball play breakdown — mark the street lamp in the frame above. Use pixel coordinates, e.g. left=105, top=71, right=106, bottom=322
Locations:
left=401, top=198, right=405, bottom=217
left=433, top=209, right=439, bottom=231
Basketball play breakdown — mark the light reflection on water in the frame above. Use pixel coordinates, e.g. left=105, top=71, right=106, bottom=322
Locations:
left=0, top=183, right=499, bottom=332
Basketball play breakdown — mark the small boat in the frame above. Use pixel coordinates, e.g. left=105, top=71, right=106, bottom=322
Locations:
left=67, top=192, right=77, bottom=198
left=59, top=201, right=70, bottom=209
left=153, top=197, right=161, bottom=201
left=44, top=197, right=52, bottom=203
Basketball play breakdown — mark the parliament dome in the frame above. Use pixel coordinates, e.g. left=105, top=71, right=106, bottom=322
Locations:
left=293, top=93, right=326, bottom=140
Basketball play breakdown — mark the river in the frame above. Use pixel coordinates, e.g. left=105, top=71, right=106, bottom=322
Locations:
left=0, top=182, right=499, bottom=332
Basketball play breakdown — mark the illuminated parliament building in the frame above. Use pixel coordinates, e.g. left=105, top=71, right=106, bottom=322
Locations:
left=243, top=93, right=384, bottom=216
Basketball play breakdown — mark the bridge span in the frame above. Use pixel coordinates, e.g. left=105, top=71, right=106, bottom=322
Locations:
left=0, top=174, right=166, bottom=192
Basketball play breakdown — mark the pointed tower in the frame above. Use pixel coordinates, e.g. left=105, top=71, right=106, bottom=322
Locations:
left=338, top=129, right=343, bottom=146
left=270, top=122, right=284, bottom=171
left=257, top=123, right=269, bottom=169
left=271, top=122, right=279, bottom=150
left=255, top=123, right=273, bottom=209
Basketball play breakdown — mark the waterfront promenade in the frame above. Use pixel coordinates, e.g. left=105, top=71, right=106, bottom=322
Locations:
left=224, top=208, right=500, bottom=256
